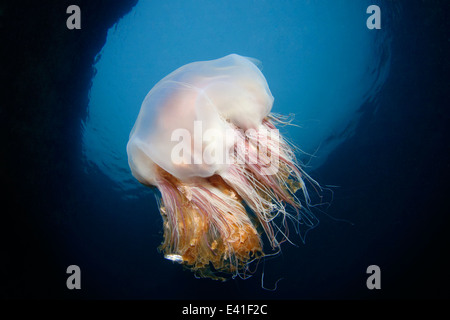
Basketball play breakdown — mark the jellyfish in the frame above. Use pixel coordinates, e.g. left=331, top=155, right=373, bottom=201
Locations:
left=127, top=54, right=318, bottom=280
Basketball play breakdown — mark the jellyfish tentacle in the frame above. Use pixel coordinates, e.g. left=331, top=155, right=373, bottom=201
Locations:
left=127, top=54, right=322, bottom=280
left=155, top=166, right=263, bottom=280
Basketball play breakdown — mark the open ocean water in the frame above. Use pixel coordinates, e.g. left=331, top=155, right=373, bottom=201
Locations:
left=2, top=0, right=449, bottom=304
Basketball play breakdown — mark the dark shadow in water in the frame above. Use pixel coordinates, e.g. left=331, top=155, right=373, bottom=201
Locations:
left=3, top=0, right=449, bottom=299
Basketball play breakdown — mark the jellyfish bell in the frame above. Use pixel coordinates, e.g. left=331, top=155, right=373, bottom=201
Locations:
left=128, top=54, right=272, bottom=182
left=127, top=54, right=318, bottom=280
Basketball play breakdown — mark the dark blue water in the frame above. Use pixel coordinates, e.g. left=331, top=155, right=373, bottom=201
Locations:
left=83, top=0, right=391, bottom=193
left=3, top=0, right=449, bottom=300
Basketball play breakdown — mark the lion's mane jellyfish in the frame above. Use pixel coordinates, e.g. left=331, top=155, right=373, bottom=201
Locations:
left=127, top=54, right=318, bottom=280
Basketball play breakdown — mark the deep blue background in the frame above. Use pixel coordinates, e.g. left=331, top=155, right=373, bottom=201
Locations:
left=3, top=0, right=449, bottom=300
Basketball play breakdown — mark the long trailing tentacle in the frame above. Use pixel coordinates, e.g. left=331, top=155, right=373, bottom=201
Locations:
left=154, top=113, right=321, bottom=279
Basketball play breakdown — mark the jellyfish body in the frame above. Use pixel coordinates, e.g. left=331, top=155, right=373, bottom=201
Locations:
left=127, top=54, right=316, bottom=280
